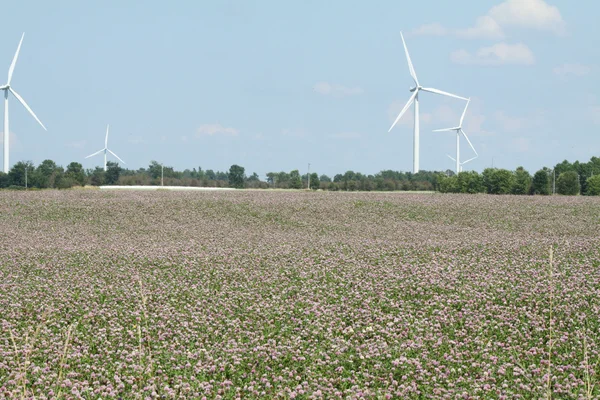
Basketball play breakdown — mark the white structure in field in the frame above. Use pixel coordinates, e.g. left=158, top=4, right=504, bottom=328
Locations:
left=0, top=33, right=47, bottom=173
left=433, top=98, right=478, bottom=174
left=388, top=32, right=467, bottom=174
left=85, top=125, right=126, bottom=171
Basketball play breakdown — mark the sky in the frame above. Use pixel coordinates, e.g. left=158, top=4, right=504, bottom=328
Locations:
left=0, top=0, right=598, bottom=177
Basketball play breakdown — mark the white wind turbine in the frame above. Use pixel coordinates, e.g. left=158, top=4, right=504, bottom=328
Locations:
left=389, top=32, right=467, bottom=173
left=433, top=98, right=478, bottom=174
left=0, top=33, right=47, bottom=173
left=85, top=125, right=126, bottom=171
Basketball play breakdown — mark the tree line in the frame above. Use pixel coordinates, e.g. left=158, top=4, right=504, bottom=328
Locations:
left=1, top=157, right=599, bottom=195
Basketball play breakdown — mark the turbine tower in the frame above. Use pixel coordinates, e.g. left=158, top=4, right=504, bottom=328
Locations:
left=433, top=98, right=478, bottom=174
left=388, top=32, right=467, bottom=173
left=85, top=125, right=126, bottom=171
left=0, top=33, right=47, bottom=173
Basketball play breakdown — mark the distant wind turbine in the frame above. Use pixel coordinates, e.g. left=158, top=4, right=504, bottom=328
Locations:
left=389, top=32, right=467, bottom=174
left=85, top=125, right=126, bottom=171
left=0, top=33, right=47, bottom=173
left=433, top=98, right=478, bottom=174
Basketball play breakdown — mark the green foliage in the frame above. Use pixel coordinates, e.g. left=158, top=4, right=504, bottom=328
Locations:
left=319, top=174, right=331, bottom=183
left=585, top=175, right=600, bottom=195
left=288, top=170, right=302, bottom=189
left=556, top=170, right=580, bottom=195
left=8, top=161, right=35, bottom=187
left=436, top=174, right=458, bottom=193
left=482, top=168, right=514, bottom=194
left=309, top=173, right=319, bottom=190
left=512, top=167, right=532, bottom=195
left=0, top=172, right=9, bottom=188
left=457, top=171, right=484, bottom=194
left=35, top=159, right=64, bottom=188
left=531, top=169, right=550, bottom=195
left=89, top=167, right=106, bottom=186
left=65, top=162, right=87, bottom=186
left=105, top=162, right=122, bottom=185
left=228, top=164, right=246, bottom=188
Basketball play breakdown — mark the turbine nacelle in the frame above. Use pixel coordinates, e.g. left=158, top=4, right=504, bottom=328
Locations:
left=0, top=85, right=8, bottom=90
left=409, top=86, right=420, bottom=92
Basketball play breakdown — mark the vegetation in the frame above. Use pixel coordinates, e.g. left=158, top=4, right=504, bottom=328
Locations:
left=1, top=191, right=599, bottom=397
left=1, top=156, right=599, bottom=195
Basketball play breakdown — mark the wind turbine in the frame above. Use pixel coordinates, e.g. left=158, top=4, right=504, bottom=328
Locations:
left=388, top=32, right=467, bottom=173
left=85, top=125, right=126, bottom=171
left=433, top=98, right=478, bottom=174
left=0, top=33, right=47, bottom=173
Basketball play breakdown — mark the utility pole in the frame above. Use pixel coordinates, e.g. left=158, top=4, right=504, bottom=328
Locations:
left=161, top=163, right=164, bottom=186
left=552, top=169, right=556, bottom=195
left=307, top=163, right=311, bottom=190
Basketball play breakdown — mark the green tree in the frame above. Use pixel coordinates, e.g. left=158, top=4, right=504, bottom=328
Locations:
left=319, top=174, right=331, bottom=183
left=512, top=167, right=532, bottom=195
left=0, top=172, right=8, bottom=188
left=89, top=167, right=105, bottom=186
left=228, top=164, right=245, bottom=188
left=35, top=159, right=61, bottom=188
left=8, top=161, right=35, bottom=187
left=65, top=162, right=87, bottom=186
left=556, top=170, right=580, bottom=195
left=289, top=170, right=302, bottom=189
left=457, top=171, right=484, bottom=193
left=585, top=175, right=600, bottom=195
left=247, top=172, right=260, bottom=182
left=105, top=162, right=122, bottom=185
left=531, top=169, right=550, bottom=195
left=309, top=173, right=319, bottom=190
left=437, top=174, right=459, bottom=193
left=483, top=168, right=514, bottom=194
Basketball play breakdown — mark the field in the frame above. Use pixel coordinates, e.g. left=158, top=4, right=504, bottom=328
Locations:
left=1, top=190, right=599, bottom=399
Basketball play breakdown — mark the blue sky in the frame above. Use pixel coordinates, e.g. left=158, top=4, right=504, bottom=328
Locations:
left=0, top=0, right=598, bottom=177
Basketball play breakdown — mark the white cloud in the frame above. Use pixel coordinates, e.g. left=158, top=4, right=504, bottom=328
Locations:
left=66, top=140, right=86, bottom=149
left=0, top=132, right=20, bottom=150
left=553, top=63, right=591, bottom=77
left=512, top=137, right=530, bottom=152
left=196, top=123, right=239, bottom=137
left=387, top=100, right=433, bottom=128
left=589, top=106, right=600, bottom=125
left=494, top=111, right=528, bottom=132
left=456, top=16, right=505, bottom=40
left=451, top=43, right=535, bottom=66
left=281, top=128, right=306, bottom=138
left=128, top=136, right=146, bottom=144
left=329, top=132, right=361, bottom=139
left=411, top=23, right=448, bottom=36
left=313, top=82, right=363, bottom=97
left=489, top=0, right=565, bottom=35
left=413, top=0, right=565, bottom=39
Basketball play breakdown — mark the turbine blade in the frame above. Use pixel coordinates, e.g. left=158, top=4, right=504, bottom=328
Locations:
left=420, top=87, right=468, bottom=101
left=9, top=88, right=47, bottom=130
left=7, top=33, right=24, bottom=85
left=446, top=154, right=457, bottom=162
left=459, top=98, right=470, bottom=127
left=85, top=149, right=104, bottom=159
left=107, top=149, right=126, bottom=164
left=105, top=125, right=109, bottom=147
left=433, top=127, right=457, bottom=132
left=460, top=129, right=478, bottom=156
left=388, top=91, right=417, bottom=132
left=400, top=32, right=419, bottom=86
left=461, top=155, right=478, bottom=165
